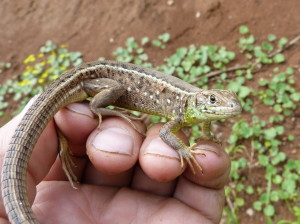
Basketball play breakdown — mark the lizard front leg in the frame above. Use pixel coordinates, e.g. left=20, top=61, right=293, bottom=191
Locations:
left=159, top=119, right=206, bottom=174
left=200, top=121, right=221, bottom=144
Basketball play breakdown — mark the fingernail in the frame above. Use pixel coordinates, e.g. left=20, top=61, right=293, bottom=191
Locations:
left=66, top=103, right=94, bottom=118
left=91, top=128, right=134, bottom=155
left=145, top=137, right=179, bottom=159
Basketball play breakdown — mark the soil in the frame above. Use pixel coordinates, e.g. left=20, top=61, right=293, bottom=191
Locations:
left=0, top=0, right=299, bottom=223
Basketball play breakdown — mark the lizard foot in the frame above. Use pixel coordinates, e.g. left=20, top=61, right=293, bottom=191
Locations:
left=57, top=129, right=78, bottom=189
left=177, top=144, right=206, bottom=174
left=95, top=108, right=146, bottom=136
left=178, top=142, right=221, bottom=174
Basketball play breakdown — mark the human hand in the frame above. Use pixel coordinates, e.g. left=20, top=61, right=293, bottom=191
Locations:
left=0, top=100, right=230, bottom=224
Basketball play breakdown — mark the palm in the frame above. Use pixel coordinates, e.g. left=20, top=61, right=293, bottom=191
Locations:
left=34, top=179, right=205, bottom=224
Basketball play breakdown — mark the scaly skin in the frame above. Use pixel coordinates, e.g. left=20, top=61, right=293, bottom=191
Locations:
left=1, top=61, right=242, bottom=224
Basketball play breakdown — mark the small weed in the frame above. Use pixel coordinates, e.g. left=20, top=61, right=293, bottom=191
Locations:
left=0, top=61, right=12, bottom=74
left=0, top=41, right=82, bottom=116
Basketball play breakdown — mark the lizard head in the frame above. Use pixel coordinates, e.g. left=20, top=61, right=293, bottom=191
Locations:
left=184, top=89, right=242, bottom=123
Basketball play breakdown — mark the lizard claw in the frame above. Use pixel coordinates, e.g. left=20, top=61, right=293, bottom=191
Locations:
left=57, top=129, right=79, bottom=189
left=177, top=144, right=206, bottom=174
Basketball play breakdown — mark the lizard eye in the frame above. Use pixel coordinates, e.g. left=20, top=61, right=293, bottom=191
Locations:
left=209, top=95, right=216, bottom=104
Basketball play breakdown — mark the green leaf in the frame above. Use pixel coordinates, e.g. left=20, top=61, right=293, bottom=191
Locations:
left=273, top=53, right=285, bottom=63
left=239, top=25, right=250, bottom=34
left=262, top=41, right=274, bottom=52
left=258, top=78, right=268, bottom=86
left=272, top=175, right=282, bottom=184
left=259, top=193, right=268, bottom=203
left=176, top=47, right=188, bottom=58
left=270, top=191, right=280, bottom=202
left=272, top=72, right=286, bottom=83
left=181, top=60, right=192, bottom=72
left=247, top=35, right=255, bottom=44
left=141, top=37, right=150, bottom=45
left=282, top=179, right=296, bottom=194
left=286, top=67, right=294, bottom=75
left=258, top=155, right=269, bottom=166
left=236, top=183, right=244, bottom=192
left=238, top=86, right=251, bottom=98
left=235, top=198, right=245, bottom=207
left=264, top=127, right=277, bottom=139
left=253, top=201, right=262, bottom=211
left=126, top=37, right=138, bottom=49
left=275, top=126, right=284, bottom=135
left=264, top=204, right=275, bottom=216
left=263, top=97, right=275, bottom=106
left=227, top=51, right=235, bottom=60
left=278, top=37, right=288, bottom=48
left=283, top=109, right=293, bottom=116
left=158, top=33, right=171, bottom=42
left=152, top=39, right=165, bottom=49
left=268, top=34, right=277, bottom=42
left=287, top=135, right=294, bottom=141
left=190, top=66, right=203, bottom=76
left=273, top=104, right=282, bottom=113
left=290, top=92, right=300, bottom=101
left=272, top=152, right=286, bottom=165
left=266, top=165, right=277, bottom=177
left=246, top=186, right=254, bottom=194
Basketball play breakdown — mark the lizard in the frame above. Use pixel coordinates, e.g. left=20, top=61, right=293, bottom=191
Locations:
left=1, top=60, right=242, bottom=224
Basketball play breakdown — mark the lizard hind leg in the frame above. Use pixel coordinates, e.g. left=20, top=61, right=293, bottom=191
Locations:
left=84, top=78, right=145, bottom=136
left=199, top=121, right=222, bottom=144
left=57, top=128, right=78, bottom=189
left=92, top=107, right=146, bottom=137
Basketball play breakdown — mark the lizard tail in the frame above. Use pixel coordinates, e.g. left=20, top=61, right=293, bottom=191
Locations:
left=1, top=72, right=87, bottom=224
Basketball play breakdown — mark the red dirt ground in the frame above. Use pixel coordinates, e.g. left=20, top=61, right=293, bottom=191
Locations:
left=0, top=0, right=300, bottom=223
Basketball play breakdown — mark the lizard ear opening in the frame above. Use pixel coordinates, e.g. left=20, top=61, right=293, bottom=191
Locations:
left=196, top=94, right=206, bottom=106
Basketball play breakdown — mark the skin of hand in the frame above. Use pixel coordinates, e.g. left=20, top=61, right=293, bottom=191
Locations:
left=0, top=98, right=230, bottom=224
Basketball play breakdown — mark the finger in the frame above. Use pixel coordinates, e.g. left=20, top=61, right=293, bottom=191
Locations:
left=43, top=102, right=99, bottom=183
left=131, top=124, right=188, bottom=196
left=138, top=123, right=189, bottom=182
left=174, top=178, right=225, bottom=223
left=84, top=116, right=146, bottom=186
left=174, top=141, right=230, bottom=223
left=138, top=123, right=230, bottom=187
left=183, top=140, right=231, bottom=188
left=131, top=166, right=177, bottom=197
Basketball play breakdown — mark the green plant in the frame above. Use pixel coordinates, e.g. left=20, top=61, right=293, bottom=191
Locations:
left=0, top=61, right=12, bottom=74
left=0, top=40, right=82, bottom=116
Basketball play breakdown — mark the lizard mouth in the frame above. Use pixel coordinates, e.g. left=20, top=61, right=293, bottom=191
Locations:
left=201, top=106, right=242, bottom=116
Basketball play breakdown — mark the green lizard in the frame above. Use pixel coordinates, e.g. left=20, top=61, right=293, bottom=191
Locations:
left=1, top=61, right=242, bottom=224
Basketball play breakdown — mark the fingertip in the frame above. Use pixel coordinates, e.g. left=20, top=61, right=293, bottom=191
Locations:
left=185, top=141, right=231, bottom=189
left=140, top=137, right=183, bottom=182
left=55, top=102, right=98, bottom=146
left=139, top=124, right=185, bottom=182
left=86, top=117, right=145, bottom=175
